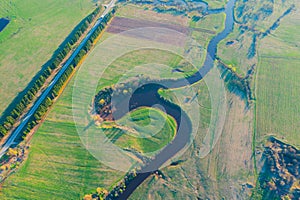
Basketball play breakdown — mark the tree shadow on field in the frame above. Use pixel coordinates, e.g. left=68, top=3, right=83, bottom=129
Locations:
left=0, top=8, right=96, bottom=124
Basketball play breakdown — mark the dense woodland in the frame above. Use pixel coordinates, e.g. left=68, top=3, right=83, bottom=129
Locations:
left=254, top=137, right=300, bottom=199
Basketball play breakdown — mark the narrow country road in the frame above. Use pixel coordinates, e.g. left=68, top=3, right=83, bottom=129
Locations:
left=0, top=0, right=116, bottom=159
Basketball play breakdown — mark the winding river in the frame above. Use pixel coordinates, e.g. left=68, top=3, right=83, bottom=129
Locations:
left=104, top=0, right=236, bottom=198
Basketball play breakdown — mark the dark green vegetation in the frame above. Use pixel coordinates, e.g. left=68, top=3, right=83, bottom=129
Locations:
left=216, top=0, right=300, bottom=199
left=218, top=61, right=255, bottom=106
left=218, top=0, right=296, bottom=75
left=119, top=0, right=226, bottom=15
left=93, top=78, right=176, bottom=155
left=0, top=7, right=117, bottom=194
left=0, top=7, right=117, bottom=141
left=20, top=8, right=116, bottom=139
left=1, top=0, right=299, bottom=199
left=252, top=137, right=299, bottom=199
left=86, top=170, right=138, bottom=200
left=0, top=6, right=102, bottom=138
left=0, top=78, right=123, bottom=199
left=94, top=87, right=114, bottom=120
left=0, top=34, right=196, bottom=199
left=116, top=0, right=299, bottom=199
left=0, top=0, right=96, bottom=116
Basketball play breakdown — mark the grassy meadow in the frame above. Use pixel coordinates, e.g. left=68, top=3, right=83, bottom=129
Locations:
left=189, top=12, right=225, bottom=32
left=206, top=0, right=228, bottom=9
left=217, top=0, right=297, bottom=76
left=104, top=3, right=253, bottom=199
left=95, top=48, right=198, bottom=90
left=128, top=79, right=217, bottom=200
left=0, top=0, right=96, bottom=115
left=101, top=107, right=176, bottom=154
left=0, top=78, right=124, bottom=199
left=115, top=4, right=189, bottom=26
left=3, top=0, right=298, bottom=199
left=255, top=1, right=300, bottom=148
left=0, top=5, right=199, bottom=198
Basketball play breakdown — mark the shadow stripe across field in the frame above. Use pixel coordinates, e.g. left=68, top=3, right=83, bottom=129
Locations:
left=0, top=18, right=10, bottom=32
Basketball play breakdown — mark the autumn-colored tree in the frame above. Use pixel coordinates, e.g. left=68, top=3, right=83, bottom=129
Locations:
left=99, top=99, right=105, bottom=105
left=83, top=194, right=92, bottom=200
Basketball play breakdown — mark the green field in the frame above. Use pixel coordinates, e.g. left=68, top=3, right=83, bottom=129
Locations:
left=91, top=3, right=230, bottom=199
left=255, top=2, right=300, bottom=148
left=0, top=0, right=96, bottom=115
left=189, top=12, right=225, bottom=32
left=128, top=76, right=225, bottom=199
left=96, top=49, right=196, bottom=89
left=0, top=6, right=197, bottom=198
left=101, top=107, right=176, bottom=154
left=256, top=58, right=300, bottom=146
left=0, top=78, right=124, bottom=199
left=206, top=0, right=228, bottom=9
left=217, top=0, right=297, bottom=76
left=1, top=0, right=299, bottom=199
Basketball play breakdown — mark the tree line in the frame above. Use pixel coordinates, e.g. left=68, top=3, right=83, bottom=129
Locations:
left=0, top=6, right=116, bottom=139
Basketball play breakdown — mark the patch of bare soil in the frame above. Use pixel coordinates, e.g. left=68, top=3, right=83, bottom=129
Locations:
left=106, top=16, right=190, bottom=46
left=107, top=16, right=190, bottom=34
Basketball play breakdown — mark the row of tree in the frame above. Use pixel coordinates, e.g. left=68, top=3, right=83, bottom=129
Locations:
left=21, top=7, right=117, bottom=139
left=0, top=6, right=115, bottom=139
left=20, top=7, right=117, bottom=139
